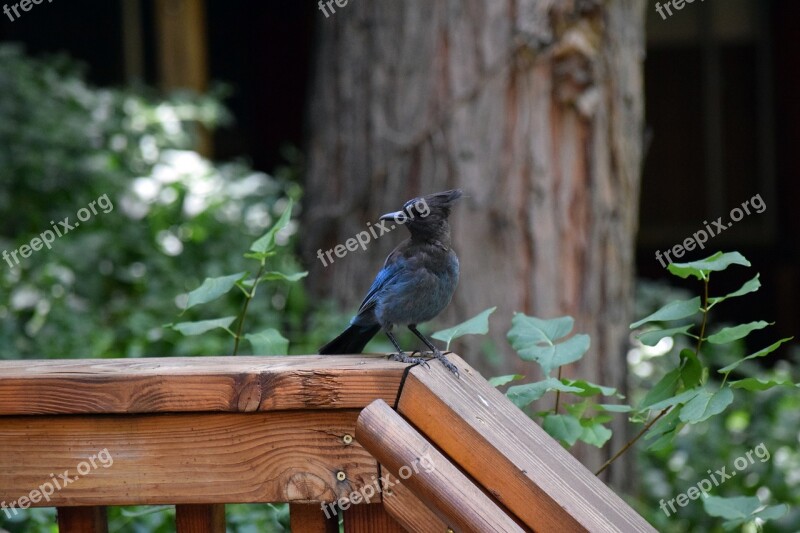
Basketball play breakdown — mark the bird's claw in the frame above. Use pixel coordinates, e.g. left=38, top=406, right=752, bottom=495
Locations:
left=435, top=353, right=460, bottom=377
left=408, top=349, right=459, bottom=377
left=389, top=352, right=430, bottom=369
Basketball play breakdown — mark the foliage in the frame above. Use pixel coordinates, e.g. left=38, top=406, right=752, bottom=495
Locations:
left=432, top=306, right=495, bottom=350
left=0, top=45, right=308, bottom=532
left=437, top=251, right=797, bottom=531
left=167, top=199, right=307, bottom=355
left=630, top=281, right=800, bottom=532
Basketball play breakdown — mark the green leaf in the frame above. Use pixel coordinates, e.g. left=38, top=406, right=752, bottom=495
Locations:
left=542, top=414, right=583, bottom=446
left=679, top=349, right=703, bottom=388
left=579, top=421, right=613, bottom=447
left=679, top=387, right=734, bottom=423
left=564, top=400, right=591, bottom=419
left=636, top=325, right=694, bottom=346
left=184, top=272, right=247, bottom=310
left=718, top=337, right=794, bottom=374
left=753, top=504, right=790, bottom=522
left=710, top=320, right=769, bottom=345
left=432, top=307, right=496, bottom=350
left=597, top=403, right=634, bottom=413
left=729, top=377, right=797, bottom=391
left=647, top=432, right=678, bottom=452
left=703, top=496, right=760, bottom=521
left=507, top=313, right=590, bottom=375
left=245, top=329, right=289, bottom=355
left=644, top=388, right=701, bottom=411
left=169, top=316, right=236, bottom=336
left=243, top=251, right=276, bottom=261
left=250, top=199, right=293, bottom=253
left=262, top=271, right=308, bottom=282
left=640, top=368, right=680, bottom=409
left=560, top=379, right=618, bottom=398
left=667, top=251, right=751, bottom=280
left=630, top=297, right=701, bottom=329
left=506, top=378, right=583, bottom=408
left=706, top=321, right=771, bottom=344
left=708, top=274, right=760, bottom=305
left=645, top=409, right=683, bottom=451
left=703, top=496, right=786, bottom=530
left=488, top=374, right=524, bottom=387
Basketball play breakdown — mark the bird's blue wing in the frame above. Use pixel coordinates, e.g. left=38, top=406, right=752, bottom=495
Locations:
left=350, top=249, right=406, bottom=326
left=356, top=261, right=400, bottom=313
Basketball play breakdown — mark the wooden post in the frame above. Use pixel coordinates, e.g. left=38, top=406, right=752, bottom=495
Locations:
left=176, top=504, right=225, bottom=533
left=395, top=354, right=657, bottom=532
left=57, top=507, right=107, bottom=533
left=290, top=503, right=339, bottom=533
left=356, top=399, right=525, bottom=532
left=343, top=502, right=405, bottom=533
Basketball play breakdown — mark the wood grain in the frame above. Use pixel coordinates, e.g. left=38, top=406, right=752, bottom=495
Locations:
left=380, top=475, right=448, bottom=533
left=356, top=399, right=525, bottom=533
left=56, top=506, right=108, bottom=533
left=290, top=503, right=339, bottom=532
left=175, top=504, right=225, bottom=533
left=343, top=502, right=406, bottom=533
left=0, top=355, right=406, bottom=415
left=397, top=354, right=656, bottom=532
left=0, top=410, right=377, bottom=507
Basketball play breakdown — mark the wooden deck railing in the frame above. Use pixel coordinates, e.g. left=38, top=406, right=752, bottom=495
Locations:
left=0, top=354, right=656, bottom=532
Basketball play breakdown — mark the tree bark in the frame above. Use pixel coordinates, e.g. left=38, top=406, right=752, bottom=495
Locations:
left=304, top=0, right=645, bottom=482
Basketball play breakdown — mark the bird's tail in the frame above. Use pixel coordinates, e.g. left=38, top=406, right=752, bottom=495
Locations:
left=319, top=324, right=381, bottom=354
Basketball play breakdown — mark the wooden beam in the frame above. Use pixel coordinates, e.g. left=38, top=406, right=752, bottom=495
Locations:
left=57, top=506, right=108, bottom=533
left=0, top=355, right=406, bottom=415
left=175, top=504, right=225, bottom=533
left=0, top=410, right=377, bottom=507
left=396, top=354, right=656, bottom=532
left=343, top=502, right=405, bottom=532
left=290, top=503, right=339, bottom=533
left=379, top=476, right=447, bottom=532
left=356, top=399, right=525, bottom=532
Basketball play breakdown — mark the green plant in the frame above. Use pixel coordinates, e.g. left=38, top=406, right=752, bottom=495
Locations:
left=436, top=251, right=797, bottom=530
left=167, top=199, right=307, bottom=355
left=0, top=44, right=301, bottom=532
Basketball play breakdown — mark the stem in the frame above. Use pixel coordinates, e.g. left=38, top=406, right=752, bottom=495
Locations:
left=695, top=277, right=709, bottom=357
left=554, top=367, right=563, bottom=414
left=232, top=262, right=265, bottom=356
left=595, top=406, right=671, bottom=476
left=597, top=276, right=711, bottom=475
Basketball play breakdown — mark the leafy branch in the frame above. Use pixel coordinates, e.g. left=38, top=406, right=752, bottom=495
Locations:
left=438, top=251, right=794, bottom=530
left=166, top=199, right=307, bottom=355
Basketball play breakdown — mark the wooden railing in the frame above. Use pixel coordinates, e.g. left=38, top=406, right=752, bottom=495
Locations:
left=0, top=354, right=656, bottom=532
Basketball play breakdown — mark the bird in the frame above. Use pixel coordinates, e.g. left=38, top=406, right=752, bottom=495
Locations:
left=319, top=189, right=463, bottom=375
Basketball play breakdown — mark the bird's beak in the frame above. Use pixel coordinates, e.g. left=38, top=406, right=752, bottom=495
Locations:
left=379, top=210, right=404, bottom=222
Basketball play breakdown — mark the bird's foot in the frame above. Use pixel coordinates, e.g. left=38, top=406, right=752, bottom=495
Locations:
left=388, top=351, right=430, bottom=368
left=411, top=349, right=459, bottom=377
left=434, top=352, right=460, bottom=377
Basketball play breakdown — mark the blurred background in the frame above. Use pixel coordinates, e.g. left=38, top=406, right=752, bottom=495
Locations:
left=1, top=1, right=797, bottom=531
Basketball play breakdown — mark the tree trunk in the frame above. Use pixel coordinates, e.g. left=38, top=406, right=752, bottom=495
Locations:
left=304, top=0, right=645, bottom=483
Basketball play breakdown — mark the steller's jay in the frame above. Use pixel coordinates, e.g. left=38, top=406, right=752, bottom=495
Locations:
left=319, top=189, right=463, bottom=375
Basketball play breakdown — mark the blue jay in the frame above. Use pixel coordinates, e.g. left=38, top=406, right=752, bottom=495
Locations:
left=319, top=189, right=462, bottom=374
